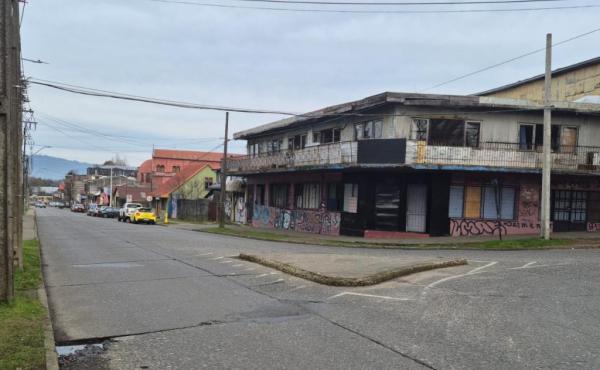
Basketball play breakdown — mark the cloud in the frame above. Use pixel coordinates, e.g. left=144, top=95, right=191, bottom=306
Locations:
left=22, top=0, right=600, bottom=165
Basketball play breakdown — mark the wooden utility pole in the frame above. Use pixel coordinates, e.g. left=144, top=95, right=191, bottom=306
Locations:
left=1, top=0, right=23, bottom=302
left=541, top=33, right=552, bottom=240
left=219, top=112, right=229, bottom=228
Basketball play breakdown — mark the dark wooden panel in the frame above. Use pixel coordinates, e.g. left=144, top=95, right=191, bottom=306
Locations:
left=357, top=139, right=406, bottom=164
left=428, top=174, right=451, bottom=236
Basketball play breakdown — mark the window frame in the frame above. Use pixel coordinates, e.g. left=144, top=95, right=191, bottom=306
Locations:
left=270, top=183, right=289, bottom=209
left=449, top=184, right=517, bottom=221
left=294, top=183, right=321, bottom=210
left=355, top=120, right=383, bottom=140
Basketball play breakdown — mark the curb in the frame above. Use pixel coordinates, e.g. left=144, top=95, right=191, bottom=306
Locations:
left=238, top=253, right=468, bottom=287
left=33, top=210, right=60, bottom=370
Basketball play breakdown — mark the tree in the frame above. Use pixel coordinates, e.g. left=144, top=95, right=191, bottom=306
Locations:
left=103, top=154, right=128, bottom=167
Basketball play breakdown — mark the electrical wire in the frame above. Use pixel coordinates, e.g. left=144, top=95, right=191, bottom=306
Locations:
left=183, top=0, right=570, bottom=6
left=420, top=26, right=600, bottom=92
left=144, top=0, right=600, bottom=14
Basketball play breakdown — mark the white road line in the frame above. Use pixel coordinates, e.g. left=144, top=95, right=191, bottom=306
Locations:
left=210, top=256, right=224, bottom=260
left=516, top=263, right=569, bottom=270
left=256, top=273, right=270, bottom=277
left=232, top=264, right=244, bottom=267
left=328, top=292, right=414, bottom=301
left=219, top=260, right=233, bottom=264
left=196, top=252, right=213, bottom=256
left=244, top=267, right=255, bottom=271
left=259, top=279, right=285, bottom=285
left=509, top=261, right=537, bottom=270
left=286, top=285, right=306, bottom=292
left=423, top=261, right=498, bottom=293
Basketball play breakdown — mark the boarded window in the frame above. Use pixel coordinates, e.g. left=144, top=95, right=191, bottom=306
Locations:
left=587, top=192, right=600, bottom=223
left=448, top=186, right=464, bottom=218
left=428, top=119, right=464, bottom=146
left=464, top=186, right=481, bottom=219
left=295, top=183, right=320, bottom=209
left=482, top=186, right=515, bottom=220
left=270, top=184, right=289, bottom=208
left=560, top=126, right=578, bottom=153
left=343, top=183, right=358, bottom=213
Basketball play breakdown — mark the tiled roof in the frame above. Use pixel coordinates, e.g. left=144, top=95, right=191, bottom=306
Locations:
left=150, top=163, right=215, bottom=198
left=114, top=185, right=153, bottom=202
left=152, top=149, right=224, bottom=162
left=138, top=159, right=153, bottom=173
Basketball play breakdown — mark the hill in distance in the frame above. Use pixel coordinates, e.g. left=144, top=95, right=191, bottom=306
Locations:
left=31, top=155, right=93, bottom=180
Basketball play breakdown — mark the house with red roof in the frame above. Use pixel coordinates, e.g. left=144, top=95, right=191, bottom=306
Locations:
left=137, top=149, right=224, bottom=192
left=150, top=162, right=218, bottom=219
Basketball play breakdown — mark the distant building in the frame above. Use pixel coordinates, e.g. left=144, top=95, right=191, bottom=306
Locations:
left=87, top=165, right=137, bottom=178
left=479, top=56, right=600, bottom=103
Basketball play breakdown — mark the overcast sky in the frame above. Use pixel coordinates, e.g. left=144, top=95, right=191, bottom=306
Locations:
left=22, top=0, right=600, bottom=166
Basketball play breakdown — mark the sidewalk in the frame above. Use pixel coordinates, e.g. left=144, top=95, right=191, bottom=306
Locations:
left=163, top=221, right=600, bottom=248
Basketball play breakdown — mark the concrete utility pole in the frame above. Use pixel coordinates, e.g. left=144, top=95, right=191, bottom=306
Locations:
left=109, top=167, right=113, bottom=207
left=219, top=112, right=229, bottom=228
left=1, top=0, right=23, bottom=302
left=541, top=33, right=553, bottom=240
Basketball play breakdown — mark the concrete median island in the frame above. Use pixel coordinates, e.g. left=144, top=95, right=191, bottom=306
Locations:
left=238, top=253, right=468, bottom=287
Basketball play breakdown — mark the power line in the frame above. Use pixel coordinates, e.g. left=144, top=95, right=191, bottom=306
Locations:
left=144, top=0, right=600, bottom=14
left=420, top=25, right=600, bottom=92
left=199, top=0, right=568, bottom=6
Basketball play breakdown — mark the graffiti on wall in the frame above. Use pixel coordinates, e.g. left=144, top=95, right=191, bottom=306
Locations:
left=252, top=205, right=341, bottom=235
left=518, top=183, right=540, bottom=224
left=587, top=223, right=600, bottom=232
left=450, top=218, right=545, bottom=236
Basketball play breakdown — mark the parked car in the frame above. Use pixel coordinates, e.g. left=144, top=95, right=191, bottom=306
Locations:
left=131, top=207, right=157, bottom=224
left=118, top=202, right=143, bottom=222
left=87, top=204, right=98, bottom=216
left=71, top=203, right=85, bottom=212
left=55, top=201, right=67, bottom=209
left=99, top=206, right=119, bottom=218
left=34, top=202, right=46, bottom=208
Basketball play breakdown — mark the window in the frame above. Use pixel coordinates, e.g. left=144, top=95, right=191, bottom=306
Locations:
left=343, top=183, right=358, bottom=213
left=255, top=185, right=265, bottom=206
left=172, top=166, right=180, bottom=173
left=355, top=120, right=382, bottom=140
left=267, top=139, right=282, bottom=153
left=428, top=119, right=465, bottom=146
left=451, top=185, right=516, bottom=220
left=319, top=128, right=341, bottom=144
left=465, top=122, right=480, bottom=148
left=156, top=165, right=165, bottom=172
left=411, top=119, right=428, bottom=141
left=270, top=184, right=289, bottom=208
left=561, top=126, right=578, bottom=154
left=448, top=186, right=464, bottom=218
left=289, top=134, right=307, bottom=151
left=204, top=177, right=213, bottom=190
left=326, top=183, right=344, bottom=211
left=295, top=183, right=321, bottom=209
left=519, top=123, right=562, bottom=151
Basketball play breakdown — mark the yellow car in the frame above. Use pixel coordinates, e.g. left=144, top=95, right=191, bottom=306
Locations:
left=131, top=208, right=157, bottom=224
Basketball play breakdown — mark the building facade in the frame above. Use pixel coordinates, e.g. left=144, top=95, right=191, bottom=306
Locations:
left=227, top=92, right=600, bottom=238
left=479, top=56, right=600, bottom=103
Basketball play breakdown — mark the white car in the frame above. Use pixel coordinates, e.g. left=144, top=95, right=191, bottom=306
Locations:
left=118, top=202, right=143, bottom=222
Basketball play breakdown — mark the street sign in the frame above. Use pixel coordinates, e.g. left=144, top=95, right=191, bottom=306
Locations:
left=146, top=196, right=152, bottom=202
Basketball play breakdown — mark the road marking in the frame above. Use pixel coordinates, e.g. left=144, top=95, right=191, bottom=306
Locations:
left=509, top=261, right=537, bottom=270
left=422, top=261, right=498, bottom=293
left=232, top=264, right=244, bottom=267
left=286, top=285, right=306, bottom=292
left=197, top=252, right=213, bottom=256
left=244, top=267, right=255, bottom=271
left=257, top=278, right=285, bottom=286
left=256, top=273, right=270, bottom=277
left=514, top=263, right=569, bottom=270
left=219, top=260, right=233, bottom=264
left=210, top=256, right=224, bottom=260
left=328, top=292, right=414, bottom=301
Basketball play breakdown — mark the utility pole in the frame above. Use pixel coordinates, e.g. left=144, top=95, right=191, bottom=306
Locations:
left=1, top=0, right=23, bottom=302
left=219, top=112, right=229, bottom=228
left=109, top=167, right=113, bottom=207
left=541, top=33, right=552, bottom=240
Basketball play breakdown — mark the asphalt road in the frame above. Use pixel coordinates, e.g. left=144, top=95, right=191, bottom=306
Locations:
left=38, top=207, right=600, bottom=369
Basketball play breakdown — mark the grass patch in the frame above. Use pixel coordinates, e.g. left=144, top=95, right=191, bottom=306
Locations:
left=202, top=226, right=576, bottom=250
left=0, top=239, right=46, bottom=370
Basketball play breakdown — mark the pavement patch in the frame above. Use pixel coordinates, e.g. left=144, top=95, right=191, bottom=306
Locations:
left=239, top=253, right=468, bottom=287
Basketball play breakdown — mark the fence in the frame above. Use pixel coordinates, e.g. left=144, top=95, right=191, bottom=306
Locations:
left=226, top=141, right=358, bottom=173
left=407, top=141, right=600, bottom=173
left=175, top=199, right=214, bottom=221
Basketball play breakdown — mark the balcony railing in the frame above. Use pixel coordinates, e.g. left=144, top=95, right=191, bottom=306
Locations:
left=226, top=141, right=358, bottom=173
left=406, top=140, right=600, bottom=173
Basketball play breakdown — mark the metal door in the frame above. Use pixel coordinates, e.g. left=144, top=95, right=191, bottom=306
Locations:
left=374, top=184, right=400, bottom=231
left=406, top=184, right=427, bottom=232
left=552, top=190, right=587, bottom=232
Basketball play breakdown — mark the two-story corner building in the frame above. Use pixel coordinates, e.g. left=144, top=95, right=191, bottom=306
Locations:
left=227, top=92, right=600, bottom=238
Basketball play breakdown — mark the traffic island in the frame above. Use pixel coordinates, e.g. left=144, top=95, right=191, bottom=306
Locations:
left=238, top=253, right=468, bottom=287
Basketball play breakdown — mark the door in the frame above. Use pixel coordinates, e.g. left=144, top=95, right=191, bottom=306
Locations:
left=406, top=184, right=427, bottom=232
left=374, top=184, right=400, bottom=231
left=552, top=190, right=587, bottom=232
